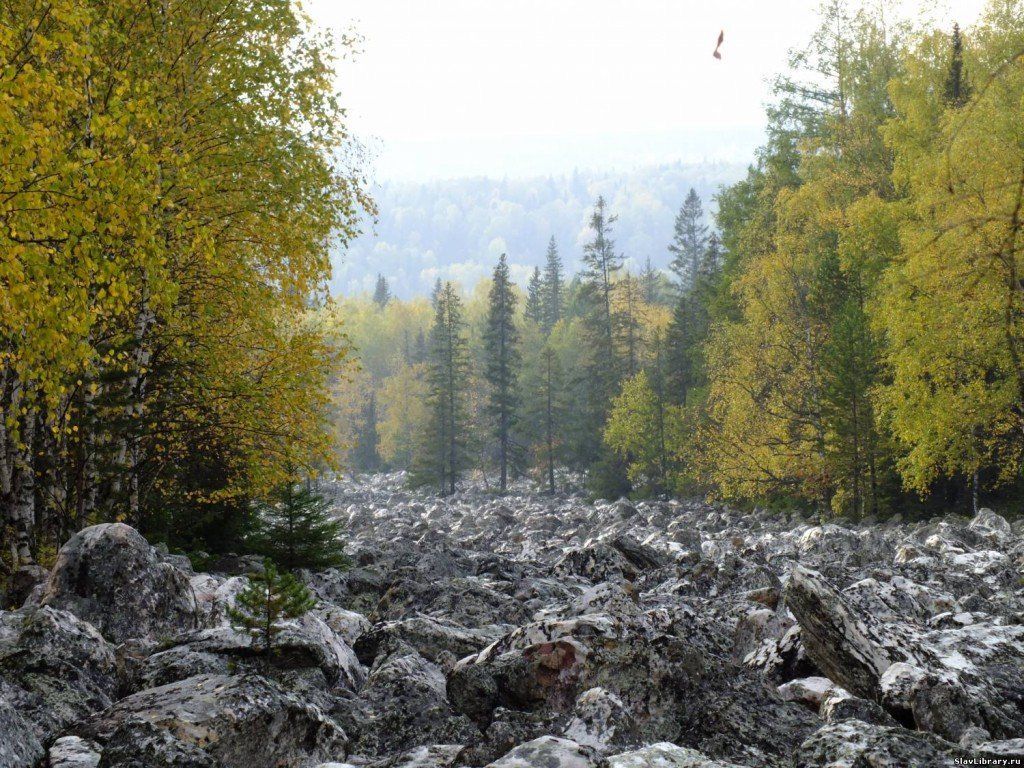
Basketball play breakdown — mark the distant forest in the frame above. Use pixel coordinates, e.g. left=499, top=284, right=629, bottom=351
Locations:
left=334, top=2, right=1024, bottom=520
left=331, top=162, right=747, bottom=297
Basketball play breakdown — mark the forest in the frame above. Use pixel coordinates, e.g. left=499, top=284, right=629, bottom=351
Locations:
left=334, top=3, right=1024, bottom=519
left=3, top=0, right=1024, bottom=572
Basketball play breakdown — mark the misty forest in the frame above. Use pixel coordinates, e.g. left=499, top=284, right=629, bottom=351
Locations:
left=2, top=1, right=1024, bottom=767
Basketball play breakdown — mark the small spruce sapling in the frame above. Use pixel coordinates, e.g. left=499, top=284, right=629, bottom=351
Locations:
left=228, top=559, right=316, bottom=657
left=248, top=483, right=349, bottom=570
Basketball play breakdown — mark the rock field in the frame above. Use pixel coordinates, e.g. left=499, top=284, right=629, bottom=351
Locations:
left=2, top=472, right=1024, bottom=767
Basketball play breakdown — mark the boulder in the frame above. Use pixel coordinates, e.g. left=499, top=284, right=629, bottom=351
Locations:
left=795, top=720, right=964, bottom=767
left=554, top=545, right=639, bottom=584
left=784, top=565, right=909, bottom=700
left=0, top=606, right=117, bottom=743
left=607, top=743, right=747, bottom=767
left=562, top=687, right=638, bottom=753
left=343, top=647, right=477, bottom=756
left=82, top=673, right=347, bottom=767
left=40, top=523, right=199, bottom=643
left=47, top=736, right=102, bottom=768
left=354, top=614, right=499, bottom=667
left=776, top=677, right=840, bottom=710
left=485, top=736, right=605, bottom=768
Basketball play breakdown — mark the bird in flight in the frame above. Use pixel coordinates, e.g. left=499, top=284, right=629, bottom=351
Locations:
left=713, top=30, right=724, bottom=59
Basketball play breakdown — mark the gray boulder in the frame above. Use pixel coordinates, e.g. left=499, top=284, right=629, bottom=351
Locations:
left=47, top=736, right=102, bottom=768
left=485, top=736, right=605, bottom=768
left=82, top=673, right=347, bottom=767
left=0, top=606, right=117, bottom=744
left=796, top=719, right=964, bottom=767
left=40, top=523, right=199, bottom=643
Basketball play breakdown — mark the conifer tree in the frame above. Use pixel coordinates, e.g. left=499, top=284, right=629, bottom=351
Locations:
left=248, top=484, right=349, bottom=570
left=640, top=257, right=660, bottom=304
left=373, top=274, right=392, bottom=308
left=943, top=23, right=971, bottom=108
left=577, top=196, right=625, bottom=463
left=668, top=189, right=709, bottom=289
left=229, top=559, right=316, bottom=657
left=483, top=255, right=522, bottom=491
left=525, top=267, right=545, bottom=324
left=540, top=346, right=564, bottom=494
left=542, top=237, right=564, bottom=332
left=414, top=283, right=470, bottom=494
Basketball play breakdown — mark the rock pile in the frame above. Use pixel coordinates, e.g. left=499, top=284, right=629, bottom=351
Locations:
left=1, top=472, right=1022, bottom=767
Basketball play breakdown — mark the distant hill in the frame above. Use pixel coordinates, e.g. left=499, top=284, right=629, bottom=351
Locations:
left=331, top=160, right=750, bottom=297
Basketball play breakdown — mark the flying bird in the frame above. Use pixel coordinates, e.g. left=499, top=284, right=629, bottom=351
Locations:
left=713, top=30, right=724, bottom=59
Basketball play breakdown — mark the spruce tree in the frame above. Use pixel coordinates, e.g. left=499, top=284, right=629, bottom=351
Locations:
left=372, top=274, right=391, bottom=308
left=668, top=189, right=708, bottom=290
left=248, top=483, right=349, bottom=570
left=483, top=255, right=522, bottom=491
left=580, top=196, right=623, bottom=383
left=525, top=267, right=545, bottom=324
left=415, top=282, right=470, bottom=494
left=542, top=236, right=564, bottom=332
left=943, top=23, right=971, bottom=108
left=577, top=196, right=625, bottom=466
left=352, top=391, right=381, bottom=472
left=228, top=559, right=316, bottom=657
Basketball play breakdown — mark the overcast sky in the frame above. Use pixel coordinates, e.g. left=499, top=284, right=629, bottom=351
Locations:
left=306, top=0, right=989, bottom=180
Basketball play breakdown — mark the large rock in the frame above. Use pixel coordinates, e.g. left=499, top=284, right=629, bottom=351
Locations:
left=607, top=743, right=747, bottom=767
left=47, top=736, right=102, bottom=768
left=449, top=611, right=817, bottom=765
left=795, top=719, right=964, bottom=767
left=784, top=565, right=910, bottom=700
left=0, top=606, right=117, bottom=744
left=82, top=673, right=347, bottom=767
left=343, top=646, right=477, bottom=756
left=485, top=736, right=605, bottom=768
left=136, top=615, right=365, bottom=693
left=786, top=565, right=1024, bottom=740
left=40, top=523, right=200, bottom=643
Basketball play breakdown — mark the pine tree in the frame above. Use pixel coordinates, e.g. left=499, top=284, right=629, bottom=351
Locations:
left=525, top=267, right=545, bottom=324
left=542, top=237, right=564, bottom=332
left=668, top=189, right=709, bottom=290
left=248, top=484, right=349, bottom=570
left=943, top=23, right=971, bottom=108
left=415, top=283, right=470, bottom=494
left=228, top=559, right=316, bottom=656
left=483, top=255, right=522, bottom=491
left=373, top=274, right=391, bottom=309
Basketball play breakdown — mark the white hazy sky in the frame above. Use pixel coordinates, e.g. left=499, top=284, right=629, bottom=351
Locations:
left=305, top=0, right=989, bottom=180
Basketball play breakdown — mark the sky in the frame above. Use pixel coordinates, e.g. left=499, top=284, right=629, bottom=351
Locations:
left=304, top=0, right=990, bottom=182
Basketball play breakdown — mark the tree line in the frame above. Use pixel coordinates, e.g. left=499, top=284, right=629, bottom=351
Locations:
left=338, top=2, right=1024, bottom=518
